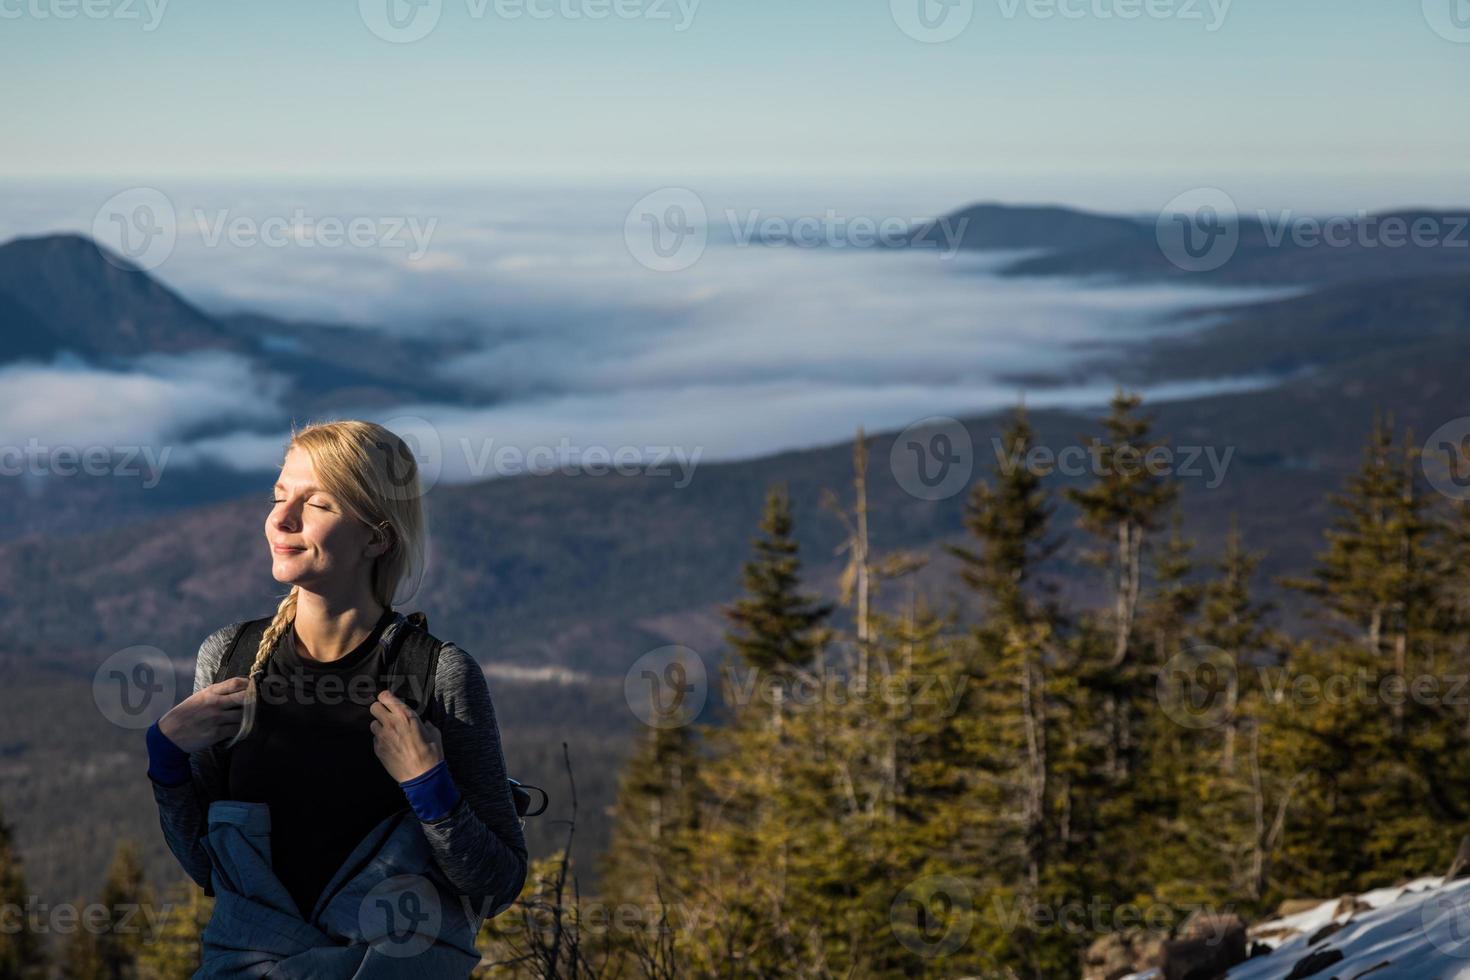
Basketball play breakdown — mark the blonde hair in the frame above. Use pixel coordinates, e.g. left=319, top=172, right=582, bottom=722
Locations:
left=225, top=419, right=428, bottom=749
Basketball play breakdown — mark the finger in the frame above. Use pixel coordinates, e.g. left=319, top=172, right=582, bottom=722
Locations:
left=376, top=688, right=412, bottom=715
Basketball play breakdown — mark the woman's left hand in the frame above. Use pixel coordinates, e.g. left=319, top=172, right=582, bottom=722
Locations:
left=369, top=689, right=445, bottom=782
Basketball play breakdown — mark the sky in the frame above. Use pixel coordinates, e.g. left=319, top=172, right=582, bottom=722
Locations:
left=3, top=0, right=1467, bottom=210
left=2, top=0, right=1466, bottom=478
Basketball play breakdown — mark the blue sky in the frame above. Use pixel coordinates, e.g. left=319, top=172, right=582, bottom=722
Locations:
left=4, top=0, right=1466, bottom=207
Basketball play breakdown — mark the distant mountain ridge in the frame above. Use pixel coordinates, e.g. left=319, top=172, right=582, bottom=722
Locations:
left=0, top=232, right=486, bottom=411
left=910, top=202, right=1152, bottom=252
left=0, top=234, right=245, bottom=362
left=990, top=206, right=1470, bottom=285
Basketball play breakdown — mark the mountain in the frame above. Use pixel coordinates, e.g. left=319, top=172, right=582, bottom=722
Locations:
left=0, top=234, right=246, bottom=362
left=1000, top=209, right=1470, bottom=286
left=1009, top=271, right=1470, bottom=389
left=909, top=202, right=1151, bottom=251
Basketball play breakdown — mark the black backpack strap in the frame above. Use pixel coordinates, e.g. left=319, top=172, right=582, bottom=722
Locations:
left=380, top=610, right=442, bottom=717
left=214, top=617, right=271, bottom=685
left=382, top=612, right=548, bottom=821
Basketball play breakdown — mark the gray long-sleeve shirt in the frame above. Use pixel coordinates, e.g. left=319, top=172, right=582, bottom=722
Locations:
left=150, top=620, right=529, bottom=932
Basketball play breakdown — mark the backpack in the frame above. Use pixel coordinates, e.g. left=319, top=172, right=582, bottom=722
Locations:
left=209, top=611, right=547, bottom=821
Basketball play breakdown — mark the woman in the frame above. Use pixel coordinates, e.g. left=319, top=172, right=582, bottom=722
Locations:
left=145, top=419, right=528, bottom=976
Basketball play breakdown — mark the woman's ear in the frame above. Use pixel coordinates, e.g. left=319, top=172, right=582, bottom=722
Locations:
left=368, top=520, right=394, bottom=559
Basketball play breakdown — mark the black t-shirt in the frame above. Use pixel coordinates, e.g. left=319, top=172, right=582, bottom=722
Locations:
left=226, top=607, right=410, bottom=919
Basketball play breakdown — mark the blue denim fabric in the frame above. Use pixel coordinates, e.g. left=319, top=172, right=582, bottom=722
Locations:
left=195, top=799, right=484, bottom=978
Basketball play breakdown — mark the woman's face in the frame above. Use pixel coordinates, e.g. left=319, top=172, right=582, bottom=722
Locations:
left=265, top=446, right=384, bottom=594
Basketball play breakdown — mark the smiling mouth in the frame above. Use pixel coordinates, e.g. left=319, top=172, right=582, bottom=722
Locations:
left=273, top=546, right=304, bottom=554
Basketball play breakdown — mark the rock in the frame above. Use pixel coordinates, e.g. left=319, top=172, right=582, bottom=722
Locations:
left=1281, top=947, right=1344, bottom=979
left=1158, top=915, right=1247, bottom=980
left=1306, top=920, right=1343, bottom=945
left=1084, top=928, right=1166, bottom=980
left=1274, top=898, right=1325, bottom=917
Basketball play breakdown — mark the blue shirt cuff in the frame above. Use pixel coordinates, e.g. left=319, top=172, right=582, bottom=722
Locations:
left=146, top=719, right=191, bottom=787
left=399, top=759, right=461, bottom=822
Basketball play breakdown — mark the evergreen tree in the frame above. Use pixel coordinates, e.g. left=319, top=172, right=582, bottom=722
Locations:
left=1064, top=389, right=1180, bottom=782
left=1280, top=415, right=1470, bottom=892
left=135, top=880, right=210, bottom=980
left=723, top=483, right=834, bottom=683
left=0, top=803, right=46, bottom=980
left=597, top=722, right=701, bottom=911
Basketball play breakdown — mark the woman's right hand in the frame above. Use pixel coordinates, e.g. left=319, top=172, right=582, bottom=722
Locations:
left=157, top=676, right=249, bottom=753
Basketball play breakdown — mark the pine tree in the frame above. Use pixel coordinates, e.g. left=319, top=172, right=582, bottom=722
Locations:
left=941, top=406, right=1093, bottom=976
left=597, top=722, right=701, bottom=911
left=723, top=483, right=834, bottom=683
left=0, top=802, right=46, bottom=980
left=62, top=841, right=153, bottom=980
left=1279, top=415, right=1470, bottom=892
left=135, top=880, right=210, bottom=980
left=1064, top=389, right=1180, bottom=783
